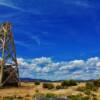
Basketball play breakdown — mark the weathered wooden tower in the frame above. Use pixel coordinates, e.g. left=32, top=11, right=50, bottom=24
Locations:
left=0, top=22, right=19, bottom=87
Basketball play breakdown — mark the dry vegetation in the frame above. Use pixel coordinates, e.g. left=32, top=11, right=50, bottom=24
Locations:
left=0, top=80, right=100, bottom=100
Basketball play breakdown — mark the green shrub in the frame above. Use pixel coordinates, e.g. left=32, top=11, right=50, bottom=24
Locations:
left=61, top=80, right=69, bottom=87
left=25, top=94, right=30, bottom=97
left=77, top=86, right=86, bottom=92
left=77, top=82, right=98, bottom=95
left=45, top=93, right=56, bottom=98
left=43, top=83, right=54, bottom=89
left=84, top=89, right=91, bottom=95
left=86, top=82, right=94, bottom=89
left=69, top=80, right=77, bottom=86
left=68, top=94, right=89, bottom=100
left=56, top=85, right=63, bottom=89
left=61, top=80, right=77, bottom=87
left=68, top=94, right=81, bottom=100
left=86, top=82, right=98, bottom=91
left=34, top=81, right=40, bottom=85
left=35, top=89, right=39, bottom=93
left=93, top=79, right=100, bottom=87
left=93, top=97, right=98, bottom=100
left=3, top=96, right=14, bottom=100
left=82, top=96, right=90, bottom=100
left=16, top=96, right=24, bottom=100
left=77, top=86, right=92, bottom=95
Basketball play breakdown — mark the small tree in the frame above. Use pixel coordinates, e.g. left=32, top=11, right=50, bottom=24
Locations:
left=43, top=83, right=54, bottom=89
left=68, top=94, right=90, bottom=100
left=69, top=80, right=77, bottom=86
left=61, top=80, right=77, bottom=87
left=93, top=79, right=100, bottom=87
left=56, top=85, right=62, bottom=89
left=45, top=93, right=56, bottom=98
left=34, top=81, right=40, bottom=85
left=61, top=80, right=69, bottom=87
left=86, top=82, right=98, bottom=91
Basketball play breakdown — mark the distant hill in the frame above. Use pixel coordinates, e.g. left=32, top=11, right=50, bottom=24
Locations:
left=20, top=78, right=52, bottom=82
left=20, top=78, right=97, bottom=82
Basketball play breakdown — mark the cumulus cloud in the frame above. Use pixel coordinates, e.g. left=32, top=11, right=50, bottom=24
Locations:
left=96, top=62, right=100, bottom=67
left=17, top=56, right=100, bottom=80
left=32, top=57, right=52, bottom=64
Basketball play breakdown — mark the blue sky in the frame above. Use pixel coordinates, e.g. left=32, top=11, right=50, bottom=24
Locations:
left=0, top=0, right=100, bottom=80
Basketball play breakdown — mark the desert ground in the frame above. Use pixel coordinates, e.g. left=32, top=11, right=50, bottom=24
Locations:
left=0, top=82, right=100, bottom=100
left=0, top=82, right=83, bottom=96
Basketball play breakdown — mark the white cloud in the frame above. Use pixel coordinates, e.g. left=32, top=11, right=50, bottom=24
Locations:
left=0, top=0, right=24, bottom=11
left=96, top=62, right=100, bottom=67
left=32, top=57, right=52, bottom=64
left=17, top=56, right=100, bottom=80
left=17, top=58, right=30, bottom=67
left=61, top=0, right=93, bottom=8
left=0, top=0, right=41, bottom=14
left=60, top=60, right=85, bottom=70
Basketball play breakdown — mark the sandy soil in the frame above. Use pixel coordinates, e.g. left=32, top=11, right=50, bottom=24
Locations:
left=0, top=82, right=82, bottom=96
left=0, top=82, right=99, bottom=99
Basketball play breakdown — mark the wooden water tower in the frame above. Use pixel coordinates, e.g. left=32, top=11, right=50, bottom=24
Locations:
left=0, top=22, right=19, bottom=87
